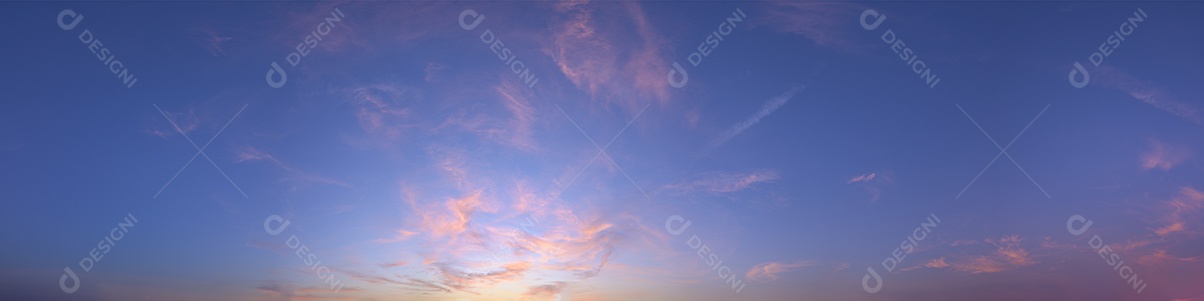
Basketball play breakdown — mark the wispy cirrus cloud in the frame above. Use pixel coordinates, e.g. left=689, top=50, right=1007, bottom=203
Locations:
left=1153, top=187, right=1204, bottom=237
left=348, top=83, right=419, bottom=141
left=755, top=2, right=869, bottom=51
left=706, top=85, right=805, bottom=152
left=745, top=260, right=826, bottom=282
left=235, top=146, right=351, bottom=190
left=1096, top=65, right=1204, bottom=128
left=546, top=1, right=674, bottom=113
left=662, top=169, right=780, bottom=195
left=146, top=106, right=201, bottom=138
left=1141, top=139, right=1190, bottom=171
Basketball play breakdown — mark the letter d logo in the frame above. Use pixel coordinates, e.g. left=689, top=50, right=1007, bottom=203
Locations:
left=862, top=267, right=883, bottom=293
left=59, top=267, right=80, bottom=293
left=1068, top=61, right=1090, bottom=88
left=266, top=61, right=287, bottom=88
left=264, top=215, right=290, bottom=235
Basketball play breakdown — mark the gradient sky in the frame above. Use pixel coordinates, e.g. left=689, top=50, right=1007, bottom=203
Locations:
left=2, top=1, right=1204, bottom=301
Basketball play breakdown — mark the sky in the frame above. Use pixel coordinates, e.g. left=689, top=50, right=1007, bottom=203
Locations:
left=2, top=1, right=1203, bottom=301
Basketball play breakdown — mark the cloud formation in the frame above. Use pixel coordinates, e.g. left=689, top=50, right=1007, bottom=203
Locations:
left=707, top=85, right=805, bottom=151
left=745, top=260, right=820, bottom=282
left=1141, top=139, right=1190, bottom=171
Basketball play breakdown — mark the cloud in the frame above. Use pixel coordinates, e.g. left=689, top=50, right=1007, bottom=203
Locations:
left=524, top=282, right=569, bottom=298
left=707, top=85, right=805, bottom=151
left=487, top=81, right=540, bottom=151
left=908, top=235, right=1037, bottom=274
left=1141, top=139, right=1190, bottom=171
left=348, top=83, right=419, bottom=141
left=847, top=173, right=876, bottom=184
left=381, top=161, right=663, bottom=294
left=662, top=169, right=780, bottom=195
left=754, top=2, right=869, bottom=50
left=745, top=260, right=821, bottom=282
left=1095, top=65, right=1204, bottom=127
left=147, top=106, right=202, bottom=138
left=1153, top=187, right=1204, bottom=237
left=847, top=171, right=893, bottom=203
left=546, top=1, right=674, bottom=112
left=235, top=146, right=351, bottom=190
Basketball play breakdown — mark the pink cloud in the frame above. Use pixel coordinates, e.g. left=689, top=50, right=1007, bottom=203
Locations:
left=546, top=1, right=674, bottom=112
left=1153, top=187, right=1204, bottom=237
left=1141, top=139, right=1190, bottom=171
left=745, top=260, right=821, bottom=282
left=847, top=171, right=894, bottom=203
left=909, top=235, right=1037, bottom=274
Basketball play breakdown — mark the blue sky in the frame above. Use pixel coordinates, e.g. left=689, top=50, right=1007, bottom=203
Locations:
left=2, top=1, right=1203, bottom=301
